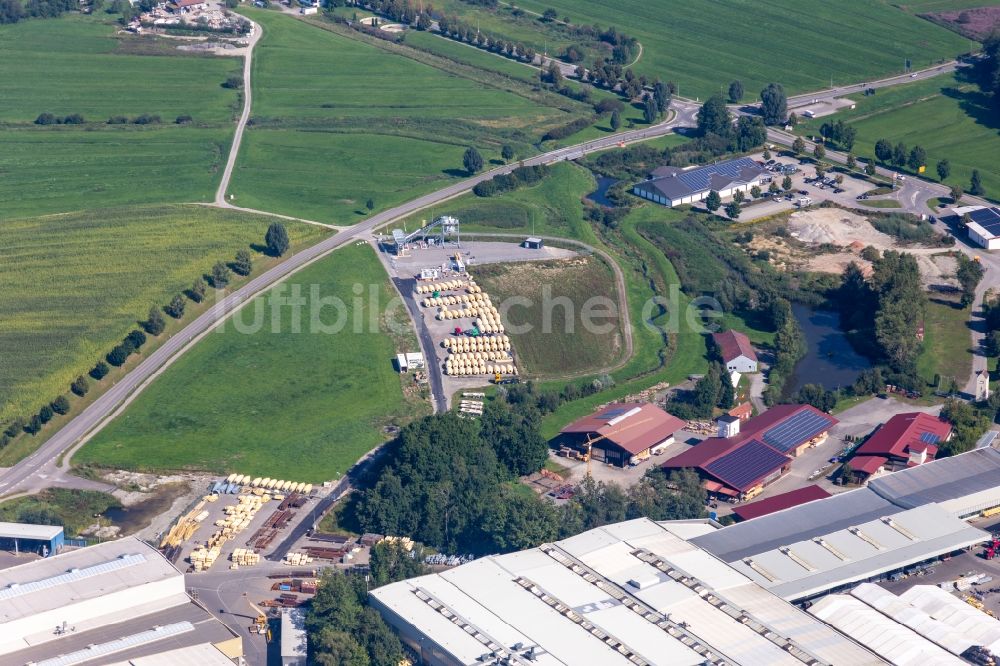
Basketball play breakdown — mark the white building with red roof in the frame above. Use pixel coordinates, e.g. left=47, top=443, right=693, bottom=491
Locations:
left=711, top=330, right=758, bottom=373
left=559, top=402, right=686, bottom=467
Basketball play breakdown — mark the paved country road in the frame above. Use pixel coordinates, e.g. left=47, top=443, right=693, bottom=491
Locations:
left=0, top=104, right=698, bottom=499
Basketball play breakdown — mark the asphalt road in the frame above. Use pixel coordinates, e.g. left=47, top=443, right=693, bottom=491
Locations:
left=0, top=106, right=696, bottom=498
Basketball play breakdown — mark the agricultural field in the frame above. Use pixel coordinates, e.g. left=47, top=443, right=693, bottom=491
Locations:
left=0, top=14, right=243, bottom=218
left=0, top=128, right=232, bottom=218
left=76, top=244, right=427, bottom=481
left=795, top=72, right=1000, bottom=198
left=473, top=257, right=625, bottom=377
left=0, top=205, right=327, bottom=424
left=0, top=15, right=241, bottom=123
left=230, top=10, right=591, bottom=222
left=450, top=0, right=973, bottom=98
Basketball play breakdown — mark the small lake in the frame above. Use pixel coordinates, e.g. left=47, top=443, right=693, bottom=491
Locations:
left=785, top=303, right=873, bottom=395
left=586, top=176, right=619, bottom=207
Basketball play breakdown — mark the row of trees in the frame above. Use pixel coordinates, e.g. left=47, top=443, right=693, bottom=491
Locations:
left=1, top=224, right=289, bottom=448
left=873, top=137, right=985, bottom=195
left=344, top=401, right=706, bottom=555
left=472, top=164, right=549, bottom=197
left=0, top=0, right=75, bottom=24
left=696, top=95, right=768, bottom=154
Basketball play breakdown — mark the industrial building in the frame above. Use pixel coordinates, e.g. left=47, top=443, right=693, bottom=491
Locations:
left=558, top=402, right=686, bottom=467
left=711, top=330, right=759, bottom=373
left=0, top=536, right=242, bottom=664
left=0, top=521, right=64, bottom=557
left=369, top=518, right=884, bottom=666
left=632, top=157, right=769, bottom=207
left=953, top=206, right=1000, bottom=250
left=661, top=405, right=837, bottom=499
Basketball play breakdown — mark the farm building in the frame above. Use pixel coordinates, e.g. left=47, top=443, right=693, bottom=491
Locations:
left=0, top=521, right=64, bottom=557
left=848, top=454, right=890, bottom=485
left=0, top=536, right=242, bottom=664
left=661, top=405, right=837, bottom=500
left=953, top=206, right=1000, bottom=250
left=369, top=518, right=880, bottom=666
left=522, top=237, right=544, bottom=249
left=632, top=157, right=769, bottom=207
left=558, top=403, right=685, bottom=467
left=731, top=484, right=831, bottom=522
left=852, top=412, right=952, bottom=471
left=711, top=330, right=758, bottom=373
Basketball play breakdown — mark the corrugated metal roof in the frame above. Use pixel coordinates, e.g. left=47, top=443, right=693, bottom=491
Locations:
left=105, top=642, right=237, bottom=666
left=868, top=446, right=1000, bottom=509
left=808, top=595, right=963, bottom=665
left=850, top=583, right=975, bottom=656
left=692, top=488, right=899, bottom=562
left=732, top=485, right=831, bottom=522
left=33, top=621, right=194, bottom=666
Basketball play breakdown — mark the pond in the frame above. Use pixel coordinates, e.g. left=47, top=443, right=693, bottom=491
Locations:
left=586, top=176, right=619, bottom=207
left=785, top=302, right=873, bottom=396
left=101, top=483, right=190, bottom=535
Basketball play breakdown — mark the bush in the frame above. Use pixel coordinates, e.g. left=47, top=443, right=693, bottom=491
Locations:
left=542, top=116, right=594, bottom=142
left=90, top=361, right=110, bottom=380
left=62, top=113, right=85, bottom=124
left=133, top=113, right=161, bottom=125
left=51, top=395, right=71, bottom=415
left=35, top=112, right=57, bottom=125
left=125, top=329, right=146, bottom=349
left=221, top=75, right=243, bottom=89
left=869, top=213, right=937, bottom=243
left=472, top=164, right=550, bottom=197
left=106, top=344, right=131, bottom=367
left=175, top=114, right=193, bottom=124
left=38, top=405, right=54, bottom=424
left=71, top=375, right=90, bottom=397
left=164, top=294, right=186, bottom=319
left=4, top=417, right=26, bottom=438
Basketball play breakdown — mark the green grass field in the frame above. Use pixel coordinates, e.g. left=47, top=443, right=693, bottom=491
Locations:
left=796, top=72, right=1000, bottom=199
left=449, top=0, right=973, bottom=99
left=0, top=15, right=241, bottom=123
left=230, top=10, right=587, bottom=222
left=0, top=15, right=244, bottom=218
left=76, top=244, right=426, bottom=481
left=0, top=128, right=232, bottom=218
left=0, top=205, right=327, bottom=423
left=916, top=298, right=974, bottom=387
left=474, top=257, right=625, bottom=377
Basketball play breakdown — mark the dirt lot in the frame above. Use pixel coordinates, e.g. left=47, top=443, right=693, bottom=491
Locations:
left=759, top=207, right=958, bottom=288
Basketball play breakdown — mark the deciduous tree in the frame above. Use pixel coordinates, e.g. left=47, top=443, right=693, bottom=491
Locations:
left=265, top=222, right=289, bottom=257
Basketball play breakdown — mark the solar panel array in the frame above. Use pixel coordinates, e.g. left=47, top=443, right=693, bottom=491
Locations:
left=920, top=431, right=942, bottom=445
left=968, top=207, right=1000, bottom=235
left=761, top=411, right=835, bottom=453
left=599, top=407, right=630, bottom=419
left=706, top=439, right=789, bottom=491
left=34, top=621, right=194, bottom=666
left=0, top=553, right=147, bottom=601
left=674, top=157, right=762, bottom=192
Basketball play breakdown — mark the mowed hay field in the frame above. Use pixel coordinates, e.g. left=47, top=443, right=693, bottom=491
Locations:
left=0, top=15, right=241, bottom=217
left=473, top=257, right=625, bottom=378
left=0, top=205, right=327, bottom=422
left=0, top=128, right=231, bottom=218
left=796, top=73, right=1000, bottom=197
left=77, top=244, right=423, bottom=481
left=495, top=0, right=973, bottom=98
left=230, top=10, right=584, bottom=223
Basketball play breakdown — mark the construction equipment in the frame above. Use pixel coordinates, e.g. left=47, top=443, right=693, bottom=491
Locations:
left=245, top=595, right=271, bottom=642
left=582, top=416, right=654, bottom=477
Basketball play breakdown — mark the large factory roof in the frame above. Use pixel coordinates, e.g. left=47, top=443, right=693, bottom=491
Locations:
left=867, top=445, right=1000, bottom=510
left=370, top=518, right=882, bottom=666
left=0, top=536, right=179, bottom=624
left=725, top=504, right=989, bottom=601
left=692, top=487, right=901, bottom=562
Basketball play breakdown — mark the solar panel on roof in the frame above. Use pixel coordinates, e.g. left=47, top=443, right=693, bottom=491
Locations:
left=674, top=157, right=761, bottom=192
left=705, top=439, right=789, bottom=490
left=919, top=431, right=941, bottom=444
left=968, top=208, right=1000, bottom=235
left=599, top=407, right=630, bottom=419
left=761, top=411, right=834, bottom=453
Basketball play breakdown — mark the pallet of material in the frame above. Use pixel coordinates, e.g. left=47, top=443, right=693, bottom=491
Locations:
left=304, top=547, right=346, bottom=560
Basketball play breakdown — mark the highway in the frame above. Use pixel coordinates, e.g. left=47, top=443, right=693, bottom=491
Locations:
left=0, top=103, right=698, bottom=498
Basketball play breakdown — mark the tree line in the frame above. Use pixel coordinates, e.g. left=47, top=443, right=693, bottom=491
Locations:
left=342, top=400, right=706, bottom=555
left=0, top=224, right=290, bottom=450
left=0, top=0, right=75, bottom=24
left=472, top=163, right=549, bottom=197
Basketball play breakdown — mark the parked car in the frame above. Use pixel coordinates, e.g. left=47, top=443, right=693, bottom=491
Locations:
left=834, top=188, right=845, bottom=194
left=798, top=190, right=809, bottom=195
